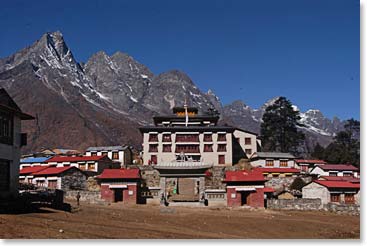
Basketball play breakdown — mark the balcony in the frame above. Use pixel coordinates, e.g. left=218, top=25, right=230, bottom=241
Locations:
left=175, top=146, right=200, bottom=153
left=175, top=135, right=199, bottom=142
left=155, top=161, right=213, bottom=170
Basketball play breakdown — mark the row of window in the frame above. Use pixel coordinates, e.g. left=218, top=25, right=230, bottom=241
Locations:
left=91, top=151, right=119, bottom=159
left=330, top=194, right=355, bottom=204
left=148, top=144, right=229, bottom=153
left=265, top=160, right=289, bottom=167
left=148, top=134, right=229, bottom=142
left=148, top=154, right=226, bottom=165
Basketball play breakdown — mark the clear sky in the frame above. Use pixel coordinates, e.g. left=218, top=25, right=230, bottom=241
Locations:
left=0, top=0, right=359, bottom=120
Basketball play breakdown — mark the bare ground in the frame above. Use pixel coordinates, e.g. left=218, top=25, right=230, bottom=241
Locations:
left=0, top=201, right=360, bottom=239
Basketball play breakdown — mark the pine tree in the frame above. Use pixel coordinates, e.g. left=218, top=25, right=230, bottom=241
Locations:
left=260, top=97, right=305, bottom=155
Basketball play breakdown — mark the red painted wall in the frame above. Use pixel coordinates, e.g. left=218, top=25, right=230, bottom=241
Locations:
left=248, top=188, right=264, bottom=208
left=227, top=188, right=241, bottom=207
left=122, top=184, right=138, bottom=204
left=101, top=185, right=114, bottom=202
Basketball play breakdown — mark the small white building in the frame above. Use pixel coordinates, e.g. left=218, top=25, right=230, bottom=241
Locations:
left=19, top=157, right=51, bottom=169
left=85, top=146, right=132, bottom=166
left=302, top=180, right=360, bottom=205
left=0, top=88, right=34, bottom=199
left=250, top=152, right=296, bottom=168
left=309, top=164, right=359, bottom=178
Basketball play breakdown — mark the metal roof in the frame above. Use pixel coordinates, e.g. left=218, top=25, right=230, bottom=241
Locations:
left=20, top=157, right=51, bottom=163
left=252, top=152, right=296, bottom=159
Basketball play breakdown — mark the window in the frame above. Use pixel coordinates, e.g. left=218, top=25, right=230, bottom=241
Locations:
left=36, top=180, right=46, bottom=187
left=0, top=160, right=10, bottom=191
left=79, top=163, right=86, bottom=170
left=217, top=144, right=227, bottom=152
left=101, top=151, right=108, bottom=157
left=149, top=144, right=158, bottom=152
left=331, top=194, right=340, bottom=203
left=343, top=172, right=352, bottom=177
left=245, top=149, right=252, bottom=155
left=0, top=111, right=13, bottom=145
left=280, top=160, right=288, bottom=167
left=175, top=145, right=200, bottom=153
left=217, top=134, right=226, bottom=141
left=162, top=134, right=171, bottom=142
left=91, top=152, right=97, bottom=156
left=162, top=144, right=171, bottom=152
left=329, top=172, right=338, bottom=177
left=149, top=134, right=158, bottom=142
left=150, top=155, right=157, bottom=165
left=28, top=178, right=33, bottom=184
left=218, top=155, right=225, bottom=165
left=112, top=151, right=119, bottom=160
left=344, top=194, right=355, bottom=204
left=266, top=160, right=274, bottom=167
left=176, top=134, right=199, bottom=142
left=204, top=134, right=212, bottom=142
left=48, top=180, right=57, bottom=189
left=245, top=137, right=252, bottom=145
left=88, top=163, right=96, bottom=171
left=204, top=144, right=213, bottom=152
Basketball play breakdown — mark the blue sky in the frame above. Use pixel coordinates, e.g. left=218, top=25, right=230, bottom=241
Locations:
left=0, top=0, right=359, bottom=120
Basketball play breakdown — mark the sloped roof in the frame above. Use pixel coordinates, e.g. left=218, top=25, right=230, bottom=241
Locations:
left=251, top=152, right=296, bottom=159
left=314, top=180, right=360, bottom=189
left=319, top=176, right=360, bottom=183
left=46, top=155, right=109, bottom=163
left=295, top=159, right=326, bottom=164
left=0, top=88, right=34, bottom=120
left=318, top=164, right=359, bottom=171
left=86, top=146, right=129, bottom=151
left=19, top=166, right=49, bottom=175
left=33, top=166, right=79, bottom=176
left=223, top=170, right=265, bottom=182
left=263, top=187, right=276, bottom=193
left=97, top=169, right=140, bottom=179
left=20, top=157, right=51, bottom=164
left=254, top=167, right=300, bottom=173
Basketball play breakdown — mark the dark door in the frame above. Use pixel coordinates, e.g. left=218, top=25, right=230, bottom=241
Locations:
left=241, top=191, right=250, bottom=205
left=114, top=188, right=123, bottom=202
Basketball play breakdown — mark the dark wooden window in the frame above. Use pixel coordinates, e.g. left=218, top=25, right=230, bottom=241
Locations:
left=150, top=155, right=157, bottom=165
left=204, top=134, right=212, bottom=142
left=112, top=151, right=119, bottom=159
left=162, top=144, right=171, bottom=152
left=329, top=172, right=338, bottom=176
left=204, top=144, right=213, bottom=152
left=162, top=134, right=172, bottom=142
left=149, top=144, right=158, bottom=152
left=245, top=149, right=252, bottom=155
left=217, top=134, right=226, bottom=142
left=266, top=160, right=274, bottom=167
left=91, top=152, right=97, bottom=156
left=343, top=172, right=353, bottom=177
left=0, top=111, right=13, bottom=145
left=175, top=134, right=199, bottom=142
left=79, top=163, right=86, bottom=170
left=48, top=180, right=57, bottom=189
left=88, top=163, right=96, bottom=171
left=0, top=160, right=10, bottom=191
left=280, top=160, right=288, bottom=167
left=245, top=137, right=252, bottom=145
left=149, top=134, right=158, bottom=142
left=344, top=194, right=355, bottom=204
left=175, top=145, right=200, bottom=153
left=331, top=194, right=340, bottom=203
left=101, top=151, right=108, bottom=157
left=217, top=144, right=227, bottom=152
left=218, top=155, right=225, bottom=165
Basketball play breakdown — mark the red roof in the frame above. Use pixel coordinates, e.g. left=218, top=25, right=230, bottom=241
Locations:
left=320, top=176, right=360, bottom=183
left=223, top=170, right=265, bottom=182
left=254, top=167, right=300, bottom=173
left=98, top=169, right=140, bottom=179
left=295, top=159, right=326, bottom=164
left=318, top=164, right=359, bottom=171
left=314, top=180, right=360, bottom=189
left=33, top=166, right=76, bottom=176
left=19, top=166, right=49, bottom=175
left=263, top=187, right=275, bottom=193
left=46, top=155, right=109, bottom=163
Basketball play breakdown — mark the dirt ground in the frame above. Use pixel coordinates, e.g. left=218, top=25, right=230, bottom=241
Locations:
left=0, top=200, right=360, bottom=239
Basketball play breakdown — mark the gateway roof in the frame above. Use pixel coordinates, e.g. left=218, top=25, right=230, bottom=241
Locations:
left=97, top=169, right=140, bottom=179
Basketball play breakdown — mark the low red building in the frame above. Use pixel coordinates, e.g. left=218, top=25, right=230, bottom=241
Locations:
left=97, top=169, right=140, bottom=204
left=223, top=170, right=266, bottom=208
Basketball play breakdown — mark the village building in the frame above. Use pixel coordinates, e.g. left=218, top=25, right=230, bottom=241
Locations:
left=31, top=166, right=87, bottom=190
left=254, top=167, right=300, bottom=178
left=249, top=152, right=296, bottom=169
left=295, top=159, right=326, bottom=174
left=223, top=170, right=266, bottom=208
left=0, top=88, right=34, bottom=199
left=45, top=155, right=116, bottom=175
left=302, top=180, right=360, bottom=205
left=19, top=166, right=49, bottom=184
left=19, top=157, right=51, bottom=169
left=139, top=104, right=260, bottom=205
left=97, top=169, right=140, bottom=204
left=85, top=146, right=132, bottom=166
left=309, top=164, right=359, bottom=178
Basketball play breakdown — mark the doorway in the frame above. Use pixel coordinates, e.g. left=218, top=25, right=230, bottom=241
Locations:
left=241, top=191, right=251, bottom=205
left=114, top=188, right=123, bottom=202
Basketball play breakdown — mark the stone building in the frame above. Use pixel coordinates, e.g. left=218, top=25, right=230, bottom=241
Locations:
left=97, top=169, right=140, bottom=204
left=85, top=146, right=132, bottom=167
left=0, top=88, right=34, bottom=199
left=302, top=180, right=360, bottom=205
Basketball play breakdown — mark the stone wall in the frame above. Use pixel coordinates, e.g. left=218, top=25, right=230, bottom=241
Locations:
left=64, top=190, right=106, bottom=205
left=267, top=198, right=323, bottom=210
left=326, top=203, right=360, bottom=215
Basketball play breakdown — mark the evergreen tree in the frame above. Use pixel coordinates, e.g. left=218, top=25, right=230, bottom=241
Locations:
left=311, top=142, right=325, bottom=160
left=260, top=97, right=305, bottom=155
